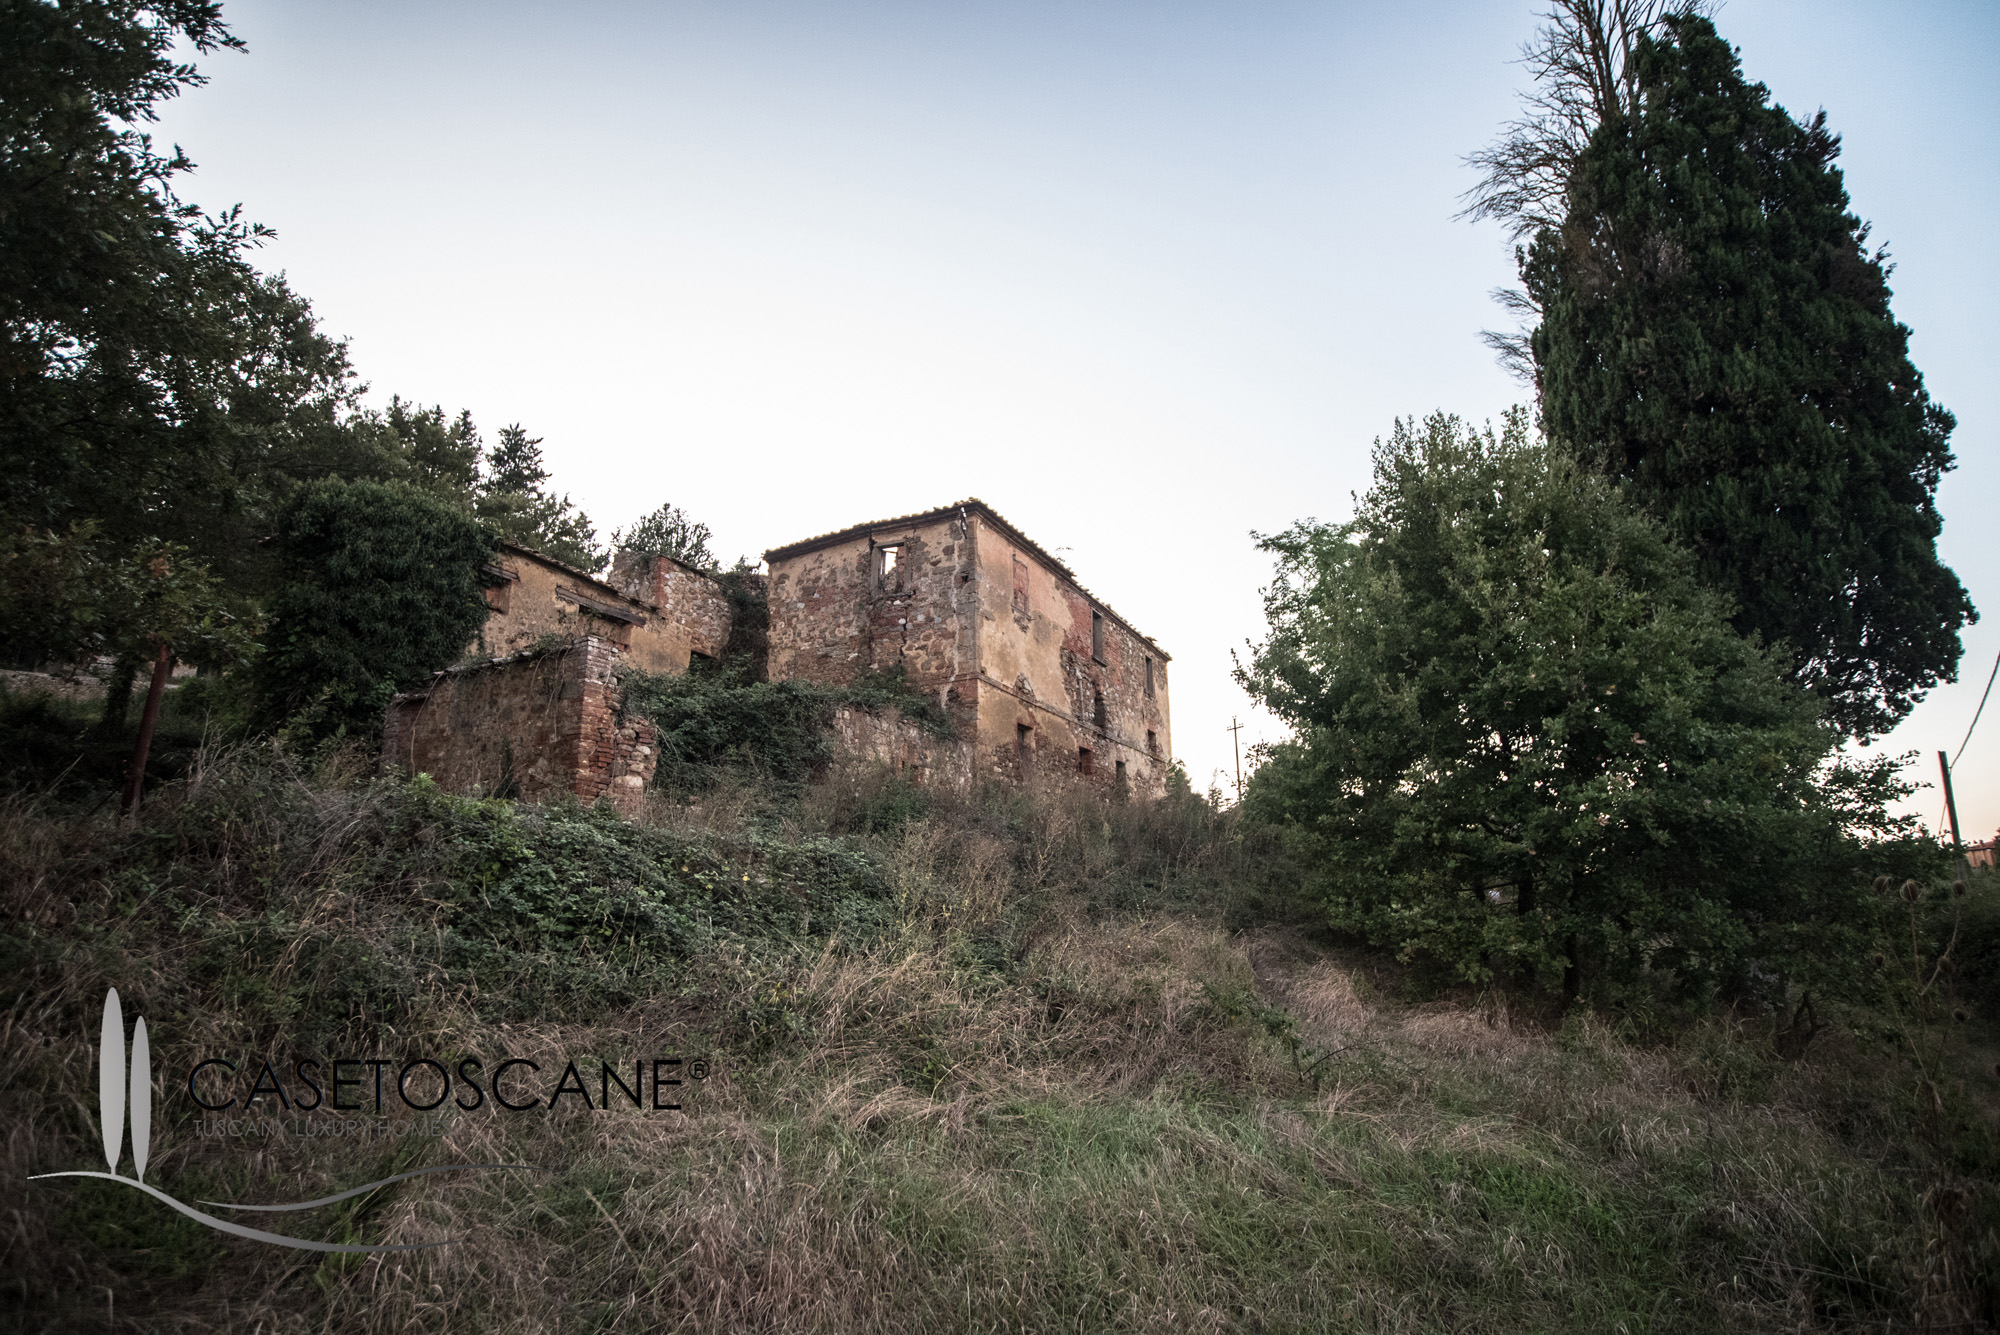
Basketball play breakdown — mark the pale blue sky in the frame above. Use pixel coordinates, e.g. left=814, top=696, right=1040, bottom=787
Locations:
left=154, top=0, right=1999, bottom=833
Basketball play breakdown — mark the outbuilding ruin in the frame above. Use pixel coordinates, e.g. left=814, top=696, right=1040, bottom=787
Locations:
left=380, top=500, right=1172, bottom=808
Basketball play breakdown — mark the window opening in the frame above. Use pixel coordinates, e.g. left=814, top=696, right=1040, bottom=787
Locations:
left=1012, top=556, right=1030, bottom=616
left=1144, top=657, right=1154, bottom=697
left=1115, top=760, right=1126, bottom=786
left=1017, top=722, right=1033, bottom=755
left=1146, top=730, right=1158, bottom=754
left=877, top=544, right=902, bottom=591
left=1092, top=686, right=1107, bottom=731
left=1091, top=611, right=1105, bottom=662
left=1077, top=747, right=1094, bottom=777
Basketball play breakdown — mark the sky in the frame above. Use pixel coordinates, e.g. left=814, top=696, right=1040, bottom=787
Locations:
left=150, top=0, right=2000, bottom=838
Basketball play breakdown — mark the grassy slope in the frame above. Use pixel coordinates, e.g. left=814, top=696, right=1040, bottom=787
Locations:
left=2, top=749, right=1996, bottom=1333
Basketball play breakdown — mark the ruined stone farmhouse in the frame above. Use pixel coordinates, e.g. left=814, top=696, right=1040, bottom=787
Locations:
left=765, top=501, right=1171, bottom=791
left=380, top=500, right=1171, bottom=809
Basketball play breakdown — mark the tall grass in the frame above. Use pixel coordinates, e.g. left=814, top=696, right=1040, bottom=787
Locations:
left=1, top=747, right=1994, bottom=1331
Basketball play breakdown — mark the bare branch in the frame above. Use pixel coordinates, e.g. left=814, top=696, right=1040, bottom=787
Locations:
left=1461, top=1, right=1707, bottom=376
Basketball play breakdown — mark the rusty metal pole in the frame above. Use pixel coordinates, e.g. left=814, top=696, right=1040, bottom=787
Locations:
left=121, top=640, right=173, bottom=817
left=1939, top=750, right=1963, bottom=852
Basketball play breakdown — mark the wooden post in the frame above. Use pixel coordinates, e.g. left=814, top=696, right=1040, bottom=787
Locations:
left=121, top=641, right=173, bottom=817
left=1939, top=750, right=1963, bottom=851
left=1228, top=716, right=1245, bottom=803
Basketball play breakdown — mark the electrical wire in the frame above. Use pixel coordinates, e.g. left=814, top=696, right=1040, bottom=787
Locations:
left=1952, top=645, right=2000, bottom=769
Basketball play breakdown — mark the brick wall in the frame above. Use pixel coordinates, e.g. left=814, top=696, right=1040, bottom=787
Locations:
left=380, top=635, right=658, bottom=812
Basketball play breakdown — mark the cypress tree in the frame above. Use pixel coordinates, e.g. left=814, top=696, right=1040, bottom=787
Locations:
left=1523, top=13, right=1973, bottom=738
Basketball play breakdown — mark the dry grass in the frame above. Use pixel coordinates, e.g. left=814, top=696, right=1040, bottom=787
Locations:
left=2, top=754, right=1995, bottom=1332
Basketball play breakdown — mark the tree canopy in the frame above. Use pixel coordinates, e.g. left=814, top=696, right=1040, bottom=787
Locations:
left=473, top=423, right=604, bottom=571
left=255, top=479, right=496, bottom=741
left=614, top=502, right=716, bottom=571
left=1239, top=411, right=1922, bottom=1003
left=0, top=1, right=373, bottom=586
left=1510, top=11, right=1973, bottom=737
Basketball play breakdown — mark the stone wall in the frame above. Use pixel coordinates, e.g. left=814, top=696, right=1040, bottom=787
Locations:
left=481, top=542, right=731, bottom=677
left=965, top=511, right=1171, bottom=795
left=764, top=513, right=979, bottom=699
left=380, top=635, right=657, bottom=812
left=764, top=500, right=1172, bottom=797
left=606, top=550, right=735, bottom=662
left=827, top=705, right=975, bottom=791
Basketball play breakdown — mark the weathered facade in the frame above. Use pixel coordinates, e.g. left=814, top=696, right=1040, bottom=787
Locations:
left=384, top=501, right=1172, bottom=804
left=765, top=500, right=1172, bottom=793
left=477, top=541, right=730, bottom=676
left=380, top=636, right=658, bottom=811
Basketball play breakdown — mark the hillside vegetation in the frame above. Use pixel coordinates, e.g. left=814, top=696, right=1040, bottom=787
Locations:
left=3, top=747, right=1996, bottom=1333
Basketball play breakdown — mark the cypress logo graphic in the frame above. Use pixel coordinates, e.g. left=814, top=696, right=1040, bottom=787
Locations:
left=30, top=989, right=532, bottom=1253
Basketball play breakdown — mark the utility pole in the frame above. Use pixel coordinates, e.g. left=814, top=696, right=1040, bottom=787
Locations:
left=1227, top=717, right=1245, bottom=804
left=1939, top=750, right=1963, bottom=851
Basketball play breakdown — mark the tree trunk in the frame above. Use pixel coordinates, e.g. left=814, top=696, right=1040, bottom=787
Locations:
left=120, top=642, right=173, bottom=816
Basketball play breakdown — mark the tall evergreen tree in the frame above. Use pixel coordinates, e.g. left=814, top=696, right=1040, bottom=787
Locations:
left=475, top=422, right=603, bottom=570
left=484, top=424, right=550, bottom=495
left=1521, top=13, right=1973, bottom=737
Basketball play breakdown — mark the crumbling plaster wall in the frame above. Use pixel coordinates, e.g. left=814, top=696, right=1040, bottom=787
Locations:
left=606, top=551, right=733, bottom=663
left=969, top=517, right=1171, bottom=794
left=479, top=545, right=729, bottom=677
left=380, top=636, right=657, bottom=812
left=764, top=515, right=979, bottom=714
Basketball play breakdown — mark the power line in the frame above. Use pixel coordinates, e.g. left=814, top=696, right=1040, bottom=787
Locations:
left=1952, top=645, right=2000, bottom=769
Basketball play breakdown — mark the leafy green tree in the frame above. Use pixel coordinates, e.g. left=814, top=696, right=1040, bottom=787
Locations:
left=1239, top=411, right=1921, bottom=1004
left=1516, top=13, right=1972, bottom=737
left=0, top=0, right=369, bottom=556
left=614, top=502, right=715, bottom=571
left=256, top=480, right=495, bottom=741
left=475, top=424, right=604, bottom=570
left=360, top=398, right=485, bottom=499
left=1, top=0, right=395, bottom=727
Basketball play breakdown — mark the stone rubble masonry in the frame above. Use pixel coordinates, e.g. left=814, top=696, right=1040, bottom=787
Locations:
left=380, top=635, right=658, bottom=813
left=605, top=549, right=733, bottom=664
left=386, top=501, right=1171, bottom=807
left=481, top=541, right=730, bottom=676
left=764, top=499, right=1172, bottom=796
left=829, top=705, right=975, bottom=791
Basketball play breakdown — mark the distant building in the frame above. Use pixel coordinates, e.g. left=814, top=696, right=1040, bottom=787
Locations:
left=382, top=501, right=1174, bottom=805
left=765, top=499, right=1172, bottom=793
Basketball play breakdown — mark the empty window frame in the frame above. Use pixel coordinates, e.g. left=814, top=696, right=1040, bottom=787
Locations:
left=1017, top=722, right=1033, bottom=756
left=1146, top=730, right=1158, bottom=754
left=1091, top=611, right=1105, bottom=662
left=1077, top=747, right=1094, bottom=777
left=1144, top=657, right=1154, bottom=698
left=876, top=544, right=902, bottom=591
left=1092, top=686, right=1107, bottom=731
left=1115, top=759, right=1127, bottom=786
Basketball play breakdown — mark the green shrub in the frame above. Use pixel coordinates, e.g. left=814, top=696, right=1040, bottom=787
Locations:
left=624, top=663, right=952, bottom=795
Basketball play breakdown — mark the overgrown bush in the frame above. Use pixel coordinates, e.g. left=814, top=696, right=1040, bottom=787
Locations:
left=624, top=664, right=953, bottom=795
left=1240, top=411, right=1942, bottom=1007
